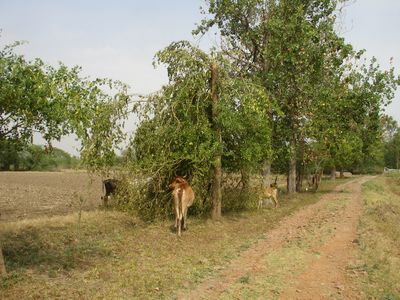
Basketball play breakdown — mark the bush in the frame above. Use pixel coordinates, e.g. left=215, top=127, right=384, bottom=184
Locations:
left=113, top=171, right=260, bottom=221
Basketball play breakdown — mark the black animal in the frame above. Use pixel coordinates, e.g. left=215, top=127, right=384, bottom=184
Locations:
left=101, top=179, right=119, bottom=206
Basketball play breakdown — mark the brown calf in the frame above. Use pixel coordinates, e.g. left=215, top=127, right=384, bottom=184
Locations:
left=169, top=176, right=195, bottom=236
left=258, top=177, right=279, bottom=209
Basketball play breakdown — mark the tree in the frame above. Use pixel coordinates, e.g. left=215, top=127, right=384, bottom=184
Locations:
left=0, top=40, right=130, bottom=272
left=0, top=41, right=129, bottom=172
left=383, top=115, right=400, bottom=169
left=0, top=42, right=67, bottom=146
left=196, top=0, right=277, bottom=188
left=386, top=131, right=400, bottom=169
left=353, top=58, right=399, bottom=171
left=382, top=114, right=398, bottom=142
left=202, top=0, right=400, bottom=186
left=126, top=41, right=271, bottom=219
left=210, top=62, right=222, bottom=219
left=197, top=0, right=353, bottom=193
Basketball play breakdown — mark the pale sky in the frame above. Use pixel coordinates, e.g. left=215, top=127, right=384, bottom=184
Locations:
left=1, top=0, right=399, bottom=155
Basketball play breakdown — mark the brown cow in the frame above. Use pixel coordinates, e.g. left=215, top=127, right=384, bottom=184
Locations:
left=169, top=176, right=195, bottom=236
left=258, top=176, right=279, bottom=209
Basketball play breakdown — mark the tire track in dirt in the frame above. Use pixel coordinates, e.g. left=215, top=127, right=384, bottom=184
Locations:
left=177, top=177, right=372, bottom=299
left=281, top=177, right=372, bottom=299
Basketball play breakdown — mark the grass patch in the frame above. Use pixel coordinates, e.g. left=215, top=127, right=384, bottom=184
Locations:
left=238, top=274, right=250, bottom=284
left=358, top=174, right=400, bottom=299
left=1, top=178, right=350, bottom=299
left=1, top=211, right=132, bottom=272
left=0, top=271, right=26, bottom=289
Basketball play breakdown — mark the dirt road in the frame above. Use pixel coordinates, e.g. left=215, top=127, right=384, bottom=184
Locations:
left=178, top=177, right=372, bottom=299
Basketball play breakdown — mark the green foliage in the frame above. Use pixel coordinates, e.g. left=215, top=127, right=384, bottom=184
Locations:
left=382, top=116, right=400, bottom=169
left=122, top=41, right=272, bottom=219
left=0, top=41, right=65, bottom=145
left=199, top=0, right=399, bottom=181
left=0, top=140, right=20, bottom=170
left=0, top=144, right=79, bottom=171
left=25, top=146, right=79, bottom=171
left=0, top=41, right=129, bottom=173
left=197, top=0, right=359, bottom=190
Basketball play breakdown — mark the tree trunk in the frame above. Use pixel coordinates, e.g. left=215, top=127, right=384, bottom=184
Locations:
left=0, top=244, right=6, bottom=276
left=262, top=160, right=271, bottom=188
left=210, top=63, right=222, bottom=220
left=288, top=157, right=297, bottom=194
left=340, top=168, right=344, bottom=178
left=287, top=139, right=297, bottom=194
left=288, top=141, right=296, bottom=194
left=330, top=167, right=336, bottom=180
left=296, top=157, right=306, bottom=192
left=296, top=168, right=303, bottom=192
left=210, top=156, right=222, bottom=220
left=296, top=140, right=306, bottom=192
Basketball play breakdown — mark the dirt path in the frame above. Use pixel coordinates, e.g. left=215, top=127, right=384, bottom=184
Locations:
left=178, top=177, right=372, bottom=299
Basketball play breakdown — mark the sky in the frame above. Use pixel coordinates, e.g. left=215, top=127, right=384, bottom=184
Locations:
left=1, top=0, right=399, bottom=155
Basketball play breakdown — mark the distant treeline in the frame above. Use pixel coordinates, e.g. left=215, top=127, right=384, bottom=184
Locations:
left=0, top=142, right=80, bottom=171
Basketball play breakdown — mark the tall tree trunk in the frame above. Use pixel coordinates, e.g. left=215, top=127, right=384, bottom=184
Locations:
left=288, top=156, right=297, bottom=194
left=296, top=166, right=304, bottom=192
left=210, top=156, right=222, bottom=220
left=296, top=139, right=306, bottom=192
left=0, top=244, right=6, bottom=276
left=262, top=160, right=271, bottom=188
left=287, top=134, right=297, bottom=194
left=330, top=166, right=336, bottom=180
left=210, top=63, right=222, bottom=220
left=340, top=168, right=344, bottom=178
left=287, top=139, right=297, bottom=194
left=287, top=108, right=297, bottom=194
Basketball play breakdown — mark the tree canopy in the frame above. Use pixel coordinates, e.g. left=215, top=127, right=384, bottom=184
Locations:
left=125, top=41, right=272, bottom=219
left=196, top=0, right=399, bottom=189
left=0, top=41, right=129, bottom=172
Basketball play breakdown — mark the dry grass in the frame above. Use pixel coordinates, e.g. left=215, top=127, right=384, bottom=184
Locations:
left=358, top=174, right=400, bottom=299
left=0, top=176, right=349, bottom=299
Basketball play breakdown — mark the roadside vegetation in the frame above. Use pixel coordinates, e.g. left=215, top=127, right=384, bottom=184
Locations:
left=359, top=173, right=400, bottom=299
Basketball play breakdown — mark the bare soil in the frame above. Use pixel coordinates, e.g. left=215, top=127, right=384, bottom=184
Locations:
left=0, top=171, right=103, bottom=221
left=178, top=177, right=372, bottom=299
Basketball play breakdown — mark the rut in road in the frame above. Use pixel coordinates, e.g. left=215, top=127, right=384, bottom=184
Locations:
left=177, top=177, right=372, bottom=299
